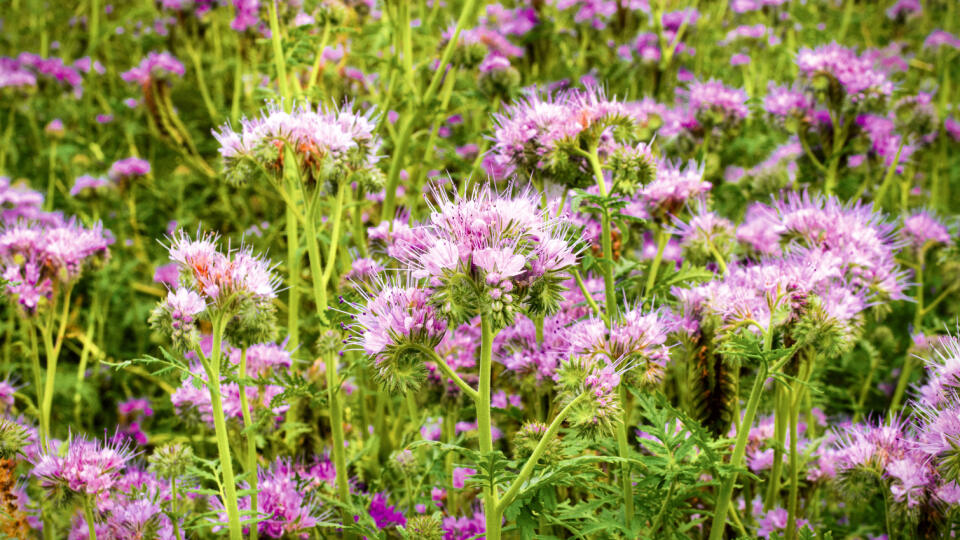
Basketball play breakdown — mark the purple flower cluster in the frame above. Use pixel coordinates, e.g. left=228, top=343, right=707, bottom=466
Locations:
left=796, top=43, right=894, bottom=103
left=0, top=220, right=111, bottom=313
left=489, top=85, right=633, bottom=184
left=33, top=435, right=135, bottom=496
left=345, top=278, right=448, bottom=362
left=120, top=51, right=185, bottom=85
left=214, top=101, right=380, bottom=185
left=108, top=157, right=151, bottom=182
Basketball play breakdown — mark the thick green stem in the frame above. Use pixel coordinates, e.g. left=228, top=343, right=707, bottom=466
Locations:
left=708, top=329, right=775, bottom=540
left=83, top=498, right=98, bottom=540
left=88, top=0, right=99, bottom=53
left=318, top=182, right=348, bottom=314
left=238, top=349, right=259, bottom=540
left=765, top=385, right=786, bottom=509
left=171, top=477, right=182, bottom=540
left=205, top=317, right=242, bottom=540
left=479, top=315, right=500, bottom=540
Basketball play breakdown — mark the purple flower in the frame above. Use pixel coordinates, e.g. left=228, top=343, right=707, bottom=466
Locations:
left=763, top=84, right=813, bottom=120
left=567, top=305, right=671, bottom=385
left=632, top=159, right=711, bottom=221
left=797, top=43, right=893, bottom=103
left=153, top=262, right=180, bottom=288
left=452, top=467, right=476, bottom=489
left=489, top=85, right=633, bottom=183
left=682, top=79, right=749, bottom=122
left=369, top=492, right=406, bottom=528
left=213, top=101, right=380, bottom=183
left=166, top=230, right=280, bottom=306
left=120, top=51, right=185, bottom=85
left=0, top=220, right=111, bottom=313
left=900, top=211, right=951, bottom=250
left=108, top=157, right=150, bottom=182
left=924, top=30, right=960, bottom=51
left=70, top=175, right=113, bottom=197
left=33, top=435, right=135, bottom=496
left=345, top=277, right=447, bottom=359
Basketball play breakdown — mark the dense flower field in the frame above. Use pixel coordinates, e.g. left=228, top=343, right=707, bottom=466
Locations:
left=1, top=0, right=960, bottom=538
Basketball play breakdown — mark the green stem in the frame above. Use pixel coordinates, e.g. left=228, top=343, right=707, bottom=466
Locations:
left=238, top=348, right=259, bottom=540
left=649, top=476, right=677, bottom=536
left=267, top=0, right=289, bottom=101
left=205, top=316, right=242, bottom=540
left=83, top=497, right=98, bottom=540
left=708, top=328, right=775, bottom=540
left=74, top=294, right=100, bottom=427
left=39, top=287, right=72, bottom=447
left=89, top=0, right=99, bottom=53
left=303, top=190, right=352, bottom=523
left=411, top=344, right=478, bottom=401
left=645, top=228, right=669, bottom=296
left=584, top=147, right=617, bottom=320
left=479, top=314, right=500, bottom=540
left=28, top=325, right=46, bottom=448
left=786, top=375, right=802, bottom=540
left=171, top=477, right=182, bottom=540
left=615, top=393, right=634, bottom=528
left=495, top=392, right=588, bottom=515
left=284, top=205, right=300, bottom=351
left=46, top=141, right=57, bottom=211
left=765, top=385, right=786, bottom=509
left=572, top=269, right=601, bottom=317
left=318, top=182, right=348, bottom=315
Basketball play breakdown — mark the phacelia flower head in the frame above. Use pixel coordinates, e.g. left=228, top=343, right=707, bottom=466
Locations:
left=900, top=211, right=951, bottom=252
left=32, top=434, right=135, bottom=497
left=763, top=83, right=813, bottom=124
left=632, top=159, right=711, bottom=222
left=154, top=230, right=280, bottom=346
left=566, top=305, right=671, bottom=386
left=489, top=85, right=637, bottom=187
left=69, top=175, right=114, bottom=199
left=0, top=219, right=111, bottom=315
left=736, top=191, right=908, bottom=301
left=671, top=200, right=736, bottom=267
left=344, top=276, right=448, bottom=393
left=402, top=183, right=581, bottom=328
left=796, top=43, right=894, bottom=105
left=120, top=51, right=185, bottom=85
left=214, top=101, right=382, bottom=191
left=108, top=157, right=151, bottom=184
left=681, top=79, right=749, bottom=128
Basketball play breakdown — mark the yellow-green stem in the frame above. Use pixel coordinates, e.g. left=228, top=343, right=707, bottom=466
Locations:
left=205, top=317, right=242, bottom=540
left=238, top=348, right=259, bottom=540
left=479, top=315, right=500, bottom=540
